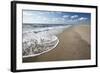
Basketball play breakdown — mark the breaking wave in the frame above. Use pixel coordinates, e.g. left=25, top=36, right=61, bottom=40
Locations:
left=22, top=24, right=71, bottom=58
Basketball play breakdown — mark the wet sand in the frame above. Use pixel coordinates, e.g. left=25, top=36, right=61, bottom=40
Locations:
left=23, top=25, right=91, bottom=62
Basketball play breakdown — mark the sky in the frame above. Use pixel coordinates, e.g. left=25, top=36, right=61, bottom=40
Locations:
left=23, top=10, right=91, bottom=25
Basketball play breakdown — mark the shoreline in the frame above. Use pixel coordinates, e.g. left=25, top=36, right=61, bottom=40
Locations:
left=23, top=24, right=91, bottom=63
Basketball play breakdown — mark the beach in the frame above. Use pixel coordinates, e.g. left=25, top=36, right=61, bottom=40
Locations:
left=23, top=24, right=91, bottom=62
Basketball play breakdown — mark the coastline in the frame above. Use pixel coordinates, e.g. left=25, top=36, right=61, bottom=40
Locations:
left=23, top=24, right=91, bottom=62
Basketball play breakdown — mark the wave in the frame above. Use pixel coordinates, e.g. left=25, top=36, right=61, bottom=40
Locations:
left=22, top=24, right=72, bottom=57
left=23, top=25, right=72, bottom=35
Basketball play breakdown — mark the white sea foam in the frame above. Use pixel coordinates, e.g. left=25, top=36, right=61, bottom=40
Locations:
left=22, top=24, right=72, bottom=57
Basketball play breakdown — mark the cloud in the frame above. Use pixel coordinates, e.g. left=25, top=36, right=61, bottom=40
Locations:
left=52, top=18, right=58, bottom=21
left=42, top=17, right=48, bottom=21
left=62, top=15, right=69, bottom=18
left=37, top=12, right=45, bottom=15
left=52, top=18, right=63, bottom=22
left=38, top=11, right=62, bottom=15
left=78, top=17, right=88, bottom=21
left=23, top=11, right=46, bottom=16
left=70, top=15, right=78, bottom=19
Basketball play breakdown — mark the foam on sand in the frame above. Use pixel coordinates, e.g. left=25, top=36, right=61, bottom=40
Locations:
left=22, top=25, right=72, bottom=58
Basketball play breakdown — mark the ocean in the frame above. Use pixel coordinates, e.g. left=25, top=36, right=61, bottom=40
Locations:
left=22, top=23, right=72, bottom=34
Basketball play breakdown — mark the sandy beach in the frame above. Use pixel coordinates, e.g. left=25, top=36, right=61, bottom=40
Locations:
left=23, top=24, right=91, bottom=62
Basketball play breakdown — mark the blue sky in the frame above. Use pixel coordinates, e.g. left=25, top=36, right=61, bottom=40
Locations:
left=23, top=10, right=91, bottom=25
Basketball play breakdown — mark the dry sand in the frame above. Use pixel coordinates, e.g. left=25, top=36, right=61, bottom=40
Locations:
left=23, top=24, right=91, bottom=62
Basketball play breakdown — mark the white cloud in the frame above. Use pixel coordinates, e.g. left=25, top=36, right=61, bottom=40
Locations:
left=37, top=12, right=45, bottom=15
left=42, top=17, right=48, bottom=21
left=62, top=15, right=69, bottom=18
left=78, top=17, right=88, bottom=21
left=52, top=18, right=58, bottom=21
left=71, top=15, right=78, bottom=19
